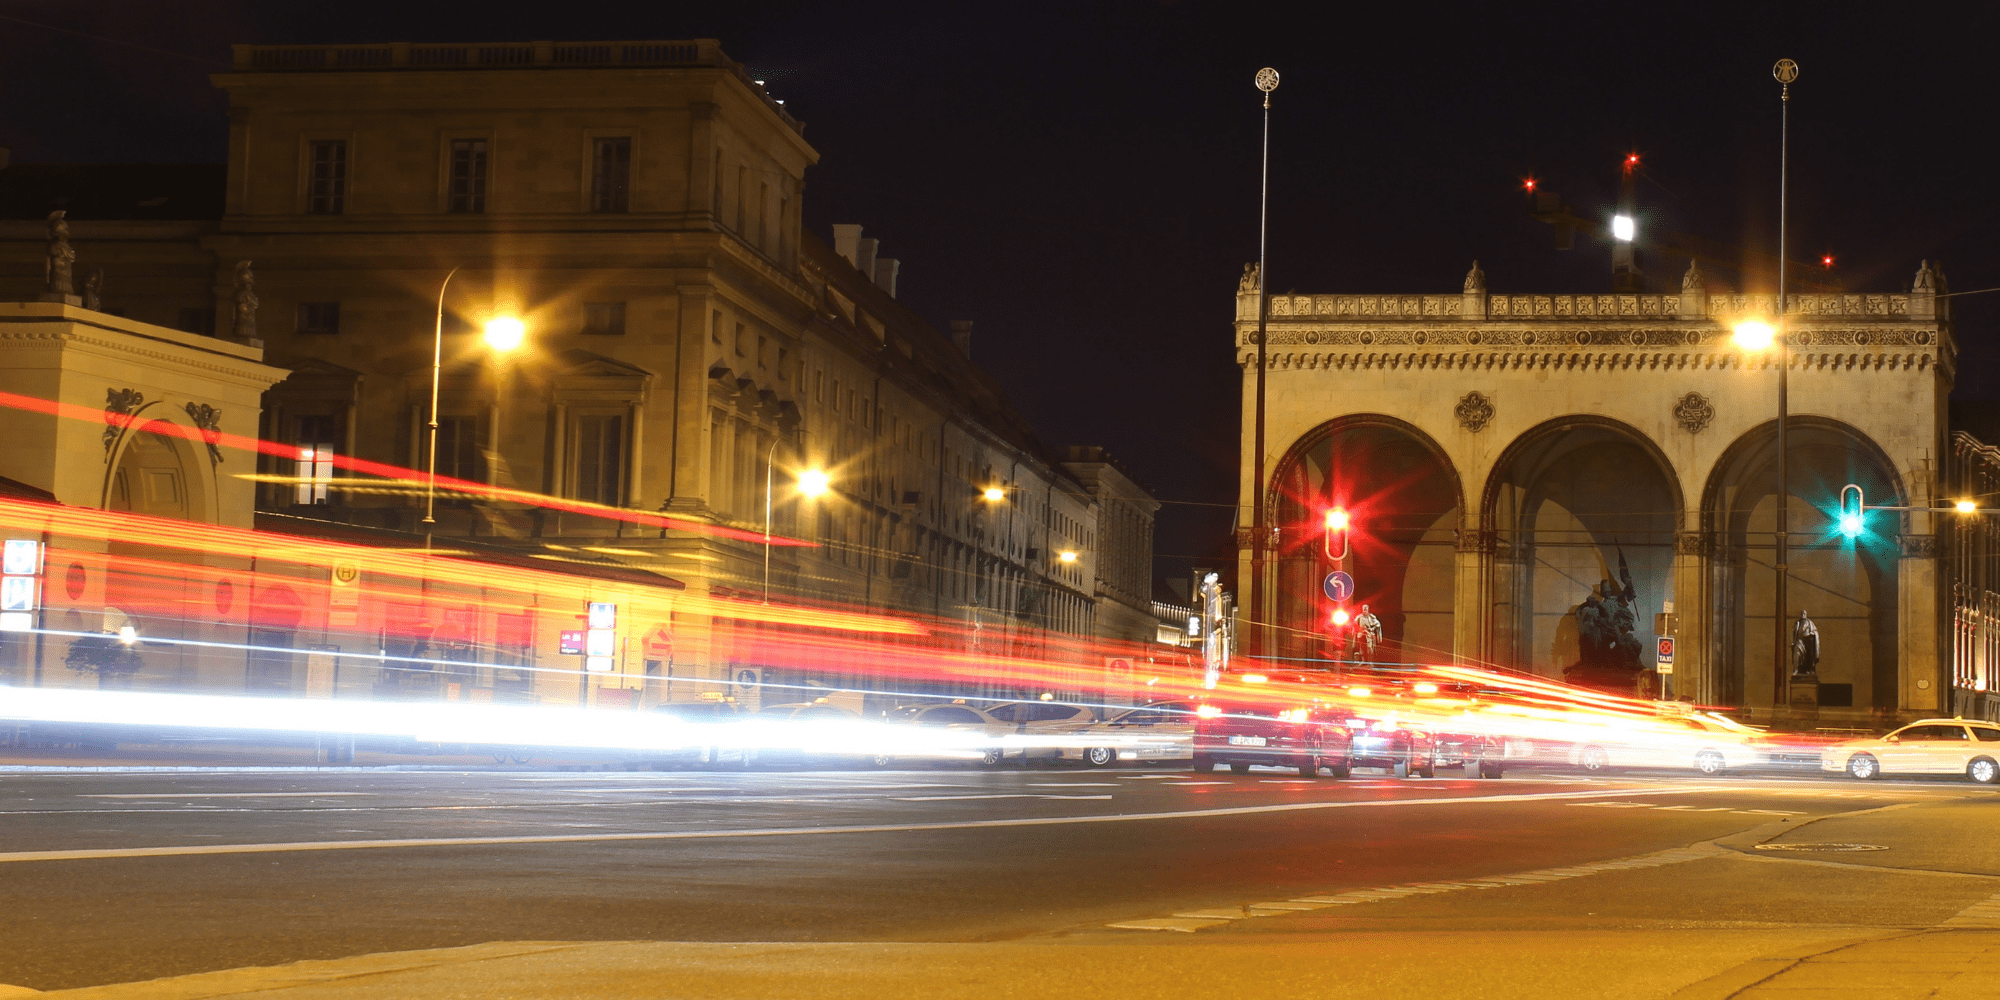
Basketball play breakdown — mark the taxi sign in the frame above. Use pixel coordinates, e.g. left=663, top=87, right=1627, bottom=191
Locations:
left=1656, top=636, right=1675, bottom=674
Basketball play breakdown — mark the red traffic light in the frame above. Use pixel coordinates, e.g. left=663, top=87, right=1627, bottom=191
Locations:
left=1330, top=607, right=1351, bottom=627
left=1324, top=508, right=1350, bottom=561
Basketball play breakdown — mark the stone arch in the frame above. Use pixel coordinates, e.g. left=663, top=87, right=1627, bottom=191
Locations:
left=1699, top=417, right=1906, bottom=710
left=1267, top=414, right=1463, bottom=666
left=1480, top=415, right=1685, bottom=688
left=104, top=415, right=212, bottom=523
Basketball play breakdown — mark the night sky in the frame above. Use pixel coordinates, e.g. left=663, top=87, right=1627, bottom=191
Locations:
left=5, top=1, right=1997, bottom=585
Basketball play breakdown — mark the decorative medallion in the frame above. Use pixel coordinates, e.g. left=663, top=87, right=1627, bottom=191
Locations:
left=1794, top=331, right=1813, bottom=347
left=1686, top=330, right=1702, bottom=345
left=1360, top=332, right=1374, bottom=345
left=1854, top=332, right=1869, bottom=346
left=1576, top=331, right=1590, bottom=345
left=1468, top=331, right=1481, bottom=345
left=1630, top=331, right=1645, bottom=345
left=1455, top=391, right=1494, bottom=433
left=1414, top=331, right=1427, bottom=346
left=1305, top=331, right=1318, bottom=344
left=183, top=402, right=224, bottom=464
left=1919, top=331, right=1933, bottom=345
left=1673, top=392, right=1715, bottom=434
left=102, top=388, right=144, bottom=458
left=1522, top=332, right=1535, bottom=345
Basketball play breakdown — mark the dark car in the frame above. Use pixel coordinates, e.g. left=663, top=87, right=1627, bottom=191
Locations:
left=1342, top=716, right=1438, bottom=778
left=1193, top=701, right=1352, bottom=777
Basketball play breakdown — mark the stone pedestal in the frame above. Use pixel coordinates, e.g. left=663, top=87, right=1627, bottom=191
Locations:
left=35, top=293, right=79, bottom=306
left=1788, top=678, right=1820, bottom=708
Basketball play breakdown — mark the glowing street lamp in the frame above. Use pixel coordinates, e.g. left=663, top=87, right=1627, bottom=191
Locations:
left=983, top=486, right=1006, bottom=502
left=1611, top=214, right=1635, bottom=242
left=1058, top=550, right=1078, bottom=563
left=797, top=469, right=831, bottom=498
left=1958, top=499, right=1979, bottom=514
left=765, top=455, right=830, bottom=603
left=425, top=266, right=527, bottom=527
left=1732, top=320, right=1776, bottom=351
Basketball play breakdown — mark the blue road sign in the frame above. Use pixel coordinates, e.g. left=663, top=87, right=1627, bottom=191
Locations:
left=1323, top=571, right=1355, bottom=603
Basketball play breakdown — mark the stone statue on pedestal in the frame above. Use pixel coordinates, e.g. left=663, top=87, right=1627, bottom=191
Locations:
left=1354, top=604, right=1384, bottom=660
left=231, top=260, right=259, bottom=342
left=1682, top=259, right=1704, bottom=293
left=1914, top=260, right=1937, bottom=293
left=1791, top=610, right=1820, bottom=677
left=1239, top=263, right=1261, bottom=293
left=44, top=211, right=75, bottom=298
left=82, top=266, right=103, bottom=312
left=1463, top=260, right=1486, bottom=294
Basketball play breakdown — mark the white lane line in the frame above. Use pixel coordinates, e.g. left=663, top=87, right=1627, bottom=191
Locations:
left=1026, top=783, right=1119, bottom=787
left=1109, top=843, right=1725, bottom=932
left=80, top=792, right=373, bottom=799
left=1164, top=781, right=1230, bottom=786
left=0, top=785, right=1728, bottom=865
left=892, top=794, right=1114, bottom=802
left=1104, top=918, right=1229, bottom=932
left=1943, top=893, right=2000, bottom=928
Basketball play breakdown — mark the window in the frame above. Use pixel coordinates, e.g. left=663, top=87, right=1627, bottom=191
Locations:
left=448, top=139, right=488, bottom=213
left=711, top=310, right=722, bottom=344
left=591, top=137, right=631, bottom=213
left=307, top=140, right=346, bottom=215
left=1976, top=727, right=2000, bottom=743
left=735, top=165, right=747, bottom=230
left=294, top=415, right=338, bottom=504
left=756, top=334, right=767, bottom=367
left=583, top=301, right=626, bottom=336
left=432, top=415, right=487, bottom=484
left=296, top=302, right=340, bottom=336
left=733, top=323, right=746, bottom=357
left=177, top=307, right=214, bottom=336
left=572, top=413, right=626, bottom=506
left=758, top=181, right=769, bottom=248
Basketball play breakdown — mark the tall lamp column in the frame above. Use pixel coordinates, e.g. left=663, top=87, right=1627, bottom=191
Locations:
left=1249, top=66, right=1278, bottom=658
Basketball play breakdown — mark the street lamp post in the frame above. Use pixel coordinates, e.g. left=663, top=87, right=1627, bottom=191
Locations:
left=765, top=450, right=827, bottom=604
left=423, top=268, right=525, bottom=528
left=1249, top=66, right=1278, bottom=660
left=1772, top=58, right=1798, bottom=709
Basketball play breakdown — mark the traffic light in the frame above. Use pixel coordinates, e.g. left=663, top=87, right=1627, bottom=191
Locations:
left=1838, top=484, right=1864, bottom=539
left=1324, top=508, right=1350, bottom=561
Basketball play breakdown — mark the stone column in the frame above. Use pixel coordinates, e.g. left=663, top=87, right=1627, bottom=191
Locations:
left=1901, top=533, right=1944, bottom=715
left=1671, top=531, right=1709, bottom=702
left=1452, top=525, right=1492, bottom=666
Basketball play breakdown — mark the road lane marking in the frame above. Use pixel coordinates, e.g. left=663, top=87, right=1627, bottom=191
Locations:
left=0, top=785, right=1730, bottom=865
left=892, top=794, right=1114, bottom=801
left=1107, top=845, right=1723, bottom=932
left=1026, top=783, right=1119, bottom=787
left=1943, top=893, right=2000, bottom=927
left=80, top=792, right=373, bottom=799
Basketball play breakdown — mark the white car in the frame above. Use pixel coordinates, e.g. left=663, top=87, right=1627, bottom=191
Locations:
left=983, top=701, right=1098, bottom=765
left=1566, top=712, right=1765, bottom=776
left=1060, top=700, right=1197, bottom=767
left=1822, top=718, right=2000, bottom=782
left=876, top=703, right=1012, bottom=767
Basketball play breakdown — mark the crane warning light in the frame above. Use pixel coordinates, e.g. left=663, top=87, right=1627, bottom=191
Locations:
left=1324, top=508, right=1350, bottom=561
left=1624, top=153, right=1640, bottom=168
left=1822, top=254, right=1835, bottom=268
left=1523, top=177, right=1536, bottom=192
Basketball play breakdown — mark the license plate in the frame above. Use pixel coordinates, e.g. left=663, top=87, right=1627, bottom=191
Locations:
left=1228, top=735, right=1267, bottom=746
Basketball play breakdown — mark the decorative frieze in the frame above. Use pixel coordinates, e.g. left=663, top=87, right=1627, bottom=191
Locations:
left=1675, top=532, right=1708, bottom=557
left=1242, top=349, right=1939, bottom=375
left=183, top=402, right=224, bottom=464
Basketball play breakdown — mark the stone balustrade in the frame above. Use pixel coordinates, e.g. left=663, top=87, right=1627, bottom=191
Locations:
left=1262, top=291, right=1918, bottom=320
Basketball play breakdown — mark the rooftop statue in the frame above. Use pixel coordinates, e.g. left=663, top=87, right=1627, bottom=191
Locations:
left=232, top=261, right=259, bottom=341
left=44, top=211, right=74, bottom=298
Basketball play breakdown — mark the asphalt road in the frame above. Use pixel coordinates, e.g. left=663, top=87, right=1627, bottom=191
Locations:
left=0, top=762, right=1990, bottom=991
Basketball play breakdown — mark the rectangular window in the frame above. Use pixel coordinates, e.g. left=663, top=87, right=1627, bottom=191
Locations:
left=591, top=137, right=631, bottom=213
left=573, top=414, right=626, bottom=506
left=294, top=415, right=338, bottom=505
left=177, top=307, right=215, bottom=336
left=296, top=301, right=341, bottom=336
left=756, top=334, right=768, bottom=367
left=710, top=310, right=722, bottom=344
left=583, top=301, right=626, bottom=336
left=735, top=165, right=747, bottom=230
left=733, top=323, right=746, bottom=357
left=448, top=139, right=488, bottom=213
left=758, top=181, right=769, bottom=248
left=307, top=140, right=346, bottom=215
left=433, top=415, right=487, bottom=485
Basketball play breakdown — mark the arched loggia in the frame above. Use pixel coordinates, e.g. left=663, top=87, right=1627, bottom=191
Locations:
left=1480, top=416, right=1684, bottom=689
left=1701, top=417, right=1906, bottom=709
left=1267, top=415, right=1462, bottom=667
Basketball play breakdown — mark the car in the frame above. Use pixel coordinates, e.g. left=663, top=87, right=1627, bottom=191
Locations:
left=1822, top=718, right=2000, bottom=783
left=1562, top=711, right=1765, bottom=776
left=1341, top=717, right=1438, bottom=778
left=983, top=700, right=1099, bottom=765
left=1060, top=700, right=1197, bottom=767
left=876, top=702, right=1012, bottom=767
left=740, top=701, right=869, bottom=768
left=647, top=699, right=744, bottom=768
left=1192, top=701, right=1352, bottom=777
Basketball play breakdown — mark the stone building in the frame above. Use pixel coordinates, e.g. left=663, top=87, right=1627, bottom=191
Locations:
left=1236, top=261, right=1952, bottom=723
left=0, top=39, right=1160, bottom=708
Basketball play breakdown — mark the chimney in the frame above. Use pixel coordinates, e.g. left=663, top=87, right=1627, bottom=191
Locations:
left=874, top=258, right=899, bottom=297
left=855, top=238, right=879, bottom=281
left=950, top=320, right=973, bottom=358
left=832, top=224, right=863, bottom=267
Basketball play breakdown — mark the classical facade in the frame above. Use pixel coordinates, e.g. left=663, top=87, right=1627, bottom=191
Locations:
left=0, top=39, right=1160, bottom=709
left=1236, top=261, right=1952, bottom=723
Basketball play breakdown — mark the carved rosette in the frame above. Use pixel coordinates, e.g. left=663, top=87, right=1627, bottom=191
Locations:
left=1454, top=391, right=1494, bottom=433
left=1901, top=534, right=1939, bottom=558
left=1673, top=392, right=1715, bottom=434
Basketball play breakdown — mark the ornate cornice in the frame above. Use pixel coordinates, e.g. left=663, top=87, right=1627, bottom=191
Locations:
left=1258, top=291, right=1918, bottom=321
left=1240, top=328, right=1936, bottom=349
left=0, top=327, right=286, bottom=387
left=1238, top=349, right=1939, bottom=375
